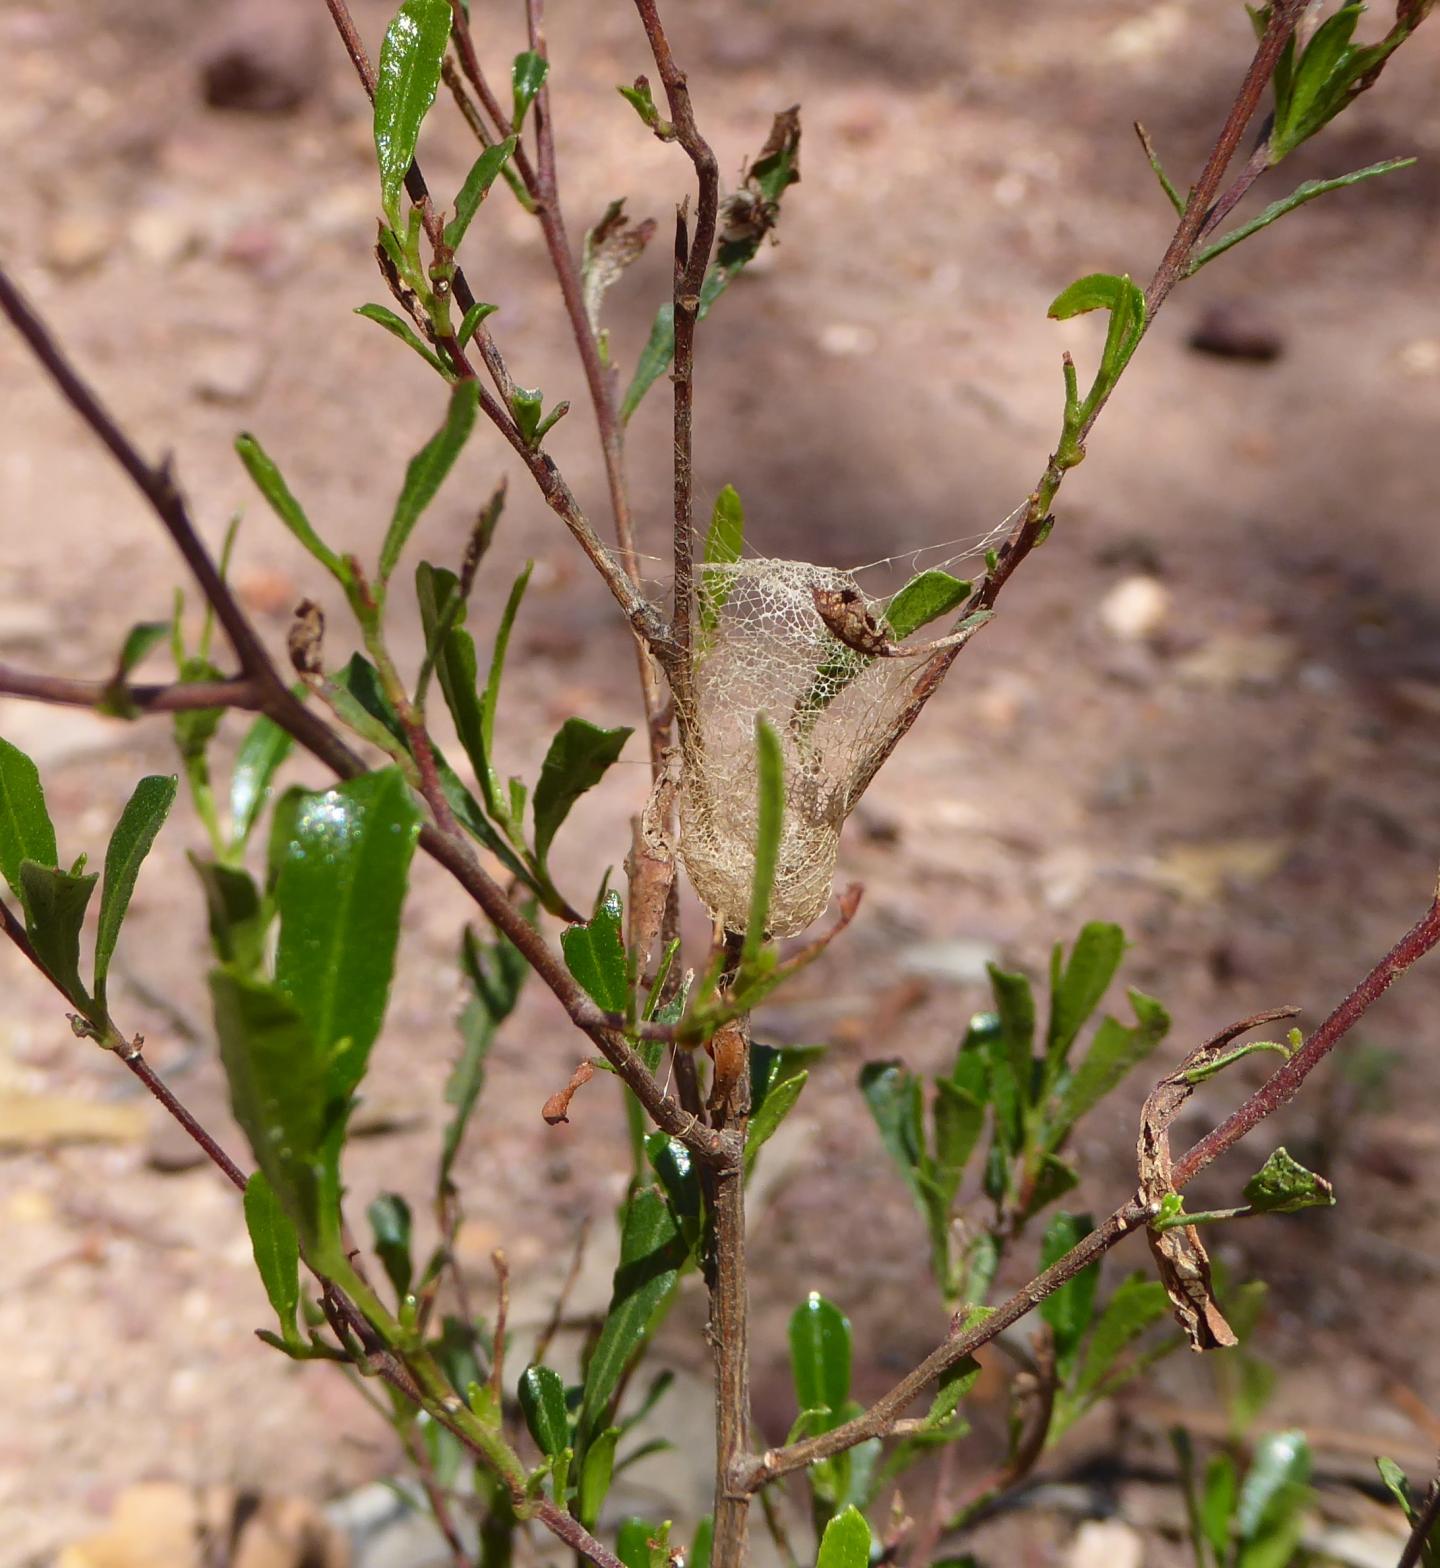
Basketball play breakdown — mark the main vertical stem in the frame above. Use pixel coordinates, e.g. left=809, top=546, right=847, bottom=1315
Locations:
left=710, top=1147, right=751, bottom=1567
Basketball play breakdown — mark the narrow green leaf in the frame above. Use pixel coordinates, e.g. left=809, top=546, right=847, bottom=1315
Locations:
left=519, top=1364, right=570, bottom=1458
left=1202, top=1454, right=1239, bottom=1562
left=211, top=967, right=347, bottom=1270
left=20, top=861, right=97, bottom=1005
left=1374, top=1453, right=1438, bottom=1567
left=481, top=562, right=534, bottom=790
left=416, top=562, right=492, bottom=799
left=614, top=1515, right=661, bottom=1568
left=1135, top=122, right=1185, bottom=216
left=1236, top=1431, right=1311, bottom=1568
left=446, top=136, right=518, bottom=250
left=532, top=719, right=632, bottom=868
left=1038, top=1212, right=1099, bottom=1370
left=0, top=735, right=58, bottom=907
left=457, top=300, right=499, bottom=348
left=93, top=775, right=177, bottom=1013
left=618, top=78, right=662, bottom=131
left=230, top=714, right=293, bottom=851
left=1280, top=3, right=1361, bottom=147
left=188, top=855, right=269, bottom=973
left=1021, top=1152, right=1080, bottom=1220
left=987, top=962, right=1036, bottom=1098
left=644, top=1131, right=701, bottom=1250
left=1047, top=272, right=1146, bottom=413
left=578, top=1186, right=686, bottom=1438
left=1189, top=159, right=1416, bottom=275
left=374, top=0, right=452, bottom=224
left=699, top=484, right=745, bottom=636
left=1046, top=922, right=1125, bottom=1068
left=816, top=1506, right=871, bottom=1568
left=620, top=302, right=674, bottom=423
left=788, top=1292, right=851, bottom=1427
left=746, top=1068, right=807, bottom=1164
left=511, top=50, right=549, bottom=129
left=562, top=890, right=629, bottom=1014
left=885, top=570, right=972, bottom=640
left=273, top=768, right=422, bottom=1096
left=1054, top=989, right=1170, bottom=1133
left=368, top=1191, right=413, bottom=1301
left=1073, top=1273, right=1170, bottom=1402
left=689, top=1516, right=714, bottom=1568
left=113, top=622, right=169, bottom=681
left=859, top=1061, right=925, bottom=1199
left=743, top=716, right=784, bottom=962
left=244, top=1171, right=302, bottom=1346
left=1242, top=1147, right=1335, bottom=1214
left=442, top=917, right=528, bottom=1187
left=380, top=379, right=481, bottom=582
left=932, top=1078, right=984, bottom=1202
left=235, top=434, right=348, bottom=584
left=354, top=303, right=451, bottom=379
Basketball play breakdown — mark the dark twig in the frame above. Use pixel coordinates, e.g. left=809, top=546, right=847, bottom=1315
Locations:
left=631, top=0, right=721, bottom=712
left=741, top=891, right=1440, bottom=1486
left=1397, top=1466, right=1440, bottom=1568
left=0, top=665, right=260, bottom=714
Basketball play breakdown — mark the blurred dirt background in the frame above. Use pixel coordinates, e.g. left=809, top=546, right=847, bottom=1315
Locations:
left=3, top=0, right=1440, bottom=1564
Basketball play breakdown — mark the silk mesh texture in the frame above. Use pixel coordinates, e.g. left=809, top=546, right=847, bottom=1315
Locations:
left=676, top=559, right=929, bottom=938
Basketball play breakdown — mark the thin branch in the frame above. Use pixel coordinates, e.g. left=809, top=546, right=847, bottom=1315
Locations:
left=853, top=0, right=1310, bottom=785
left=740, top=890, right=1440, bottom=1487
left=0, top=262, right=713, bottom=1160
left=446, top=0, right=671, bottom=769
left=0, top=664, right=260, bottom=714
left=1398, top=1467, right=1440, bottom=1568
left=631, top=0, right=721, bottom=712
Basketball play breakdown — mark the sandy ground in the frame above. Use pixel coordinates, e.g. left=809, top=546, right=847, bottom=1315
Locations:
left=3, top=0, right=1440, bottom=1563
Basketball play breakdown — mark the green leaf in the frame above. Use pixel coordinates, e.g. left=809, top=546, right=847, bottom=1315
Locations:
left=532, top=719, right=632, bottom=868
left=1236, top=1431, right=1311, bottom=1568
left=859, top=1061, right=925, bottom=1198
left=1242, top=1147, right=1335, bottom=1215
left=1053, top=989, right=1170, bottom=1134
left=368, top=1191, right=413, bottom=1301
left=1020, top=1151, right=1080, bottom=1221
left=442, top=917, right=529, bottom=1187
left=1188, top=159, right=1416, bottom=275
left=273, top=768, right=422, bottom=1096
left=561, top=889, right=629, bottom=1014
left=578, top=1427, right=620, bottom=1528
left=0, top=735, right=58, bottom=908
left=1201, top=1454, right=1239, bottom=1562
left=244, top=1171, right=302, bottom=1346
left=481, top=562, right=534, bottom=807
left=816, top=1507, right=871, bottom=1568
left=211, top=968, right=347, bottom=1270
left=746, top=1067, right=808, bottom=1165
left=511, top=50, right=549, bottom=129
left=689, top=1517, right=714, bottom=1568
left=230, top=714, right=293, bottom=851
left=645, top=1132, right=701, bottom=1251
left=789, top=1292, right=851, bottom=1428
left=93, top=775, right=176, bottom=1014
left=1038, top=1212, right=1099, bottom=1370
left=457, top=300, right=499, bottom=348
left=1047, top=272, right=1147, bottom=417
left=620, top=302, right=674, bottom=423
left=1375, top=1454, right=1439, bottom=1567
left=445, top=136, right=519, bottom=250
left=932, top=1077, right=984, bottom=1202
left=20, top=861, right=97, bottom=1006
left=1046, top=922, right=1125, bottom=1069
left=188, top=855, right=269, bottom=973
left=578, top=1186, right=687, bottom=1440
left=518, top=1364, right=569, bottom=1458
left=618, top=78, right=662, bottom=131
left=1072, top=1273, right=1170, bottom=1404
left=699, top=484, right=745, bottom=636
left=112, top=621, right=169, bottom=682
left=885, top=569, right=972, bottom=640
left=987, top=963, right=1037, bottom=1100
left=374, top=0, right=452, bottom=225
left=742, top=717, right=784, bottom=960
left=235, top=434, right=348, bottom=584
left=416, top=562, right=492, bottom=803
left=380, top=379, right=481, bottom=582
left=354, top=303, right=451, bottom=379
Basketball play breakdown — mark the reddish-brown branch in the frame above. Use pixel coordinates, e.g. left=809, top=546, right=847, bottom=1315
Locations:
left=741, top=890, right=1440, bottom=1487
left=1398, top=1469, right=1440, bottom=1568
left=0, top=664, right=259, bottom=714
